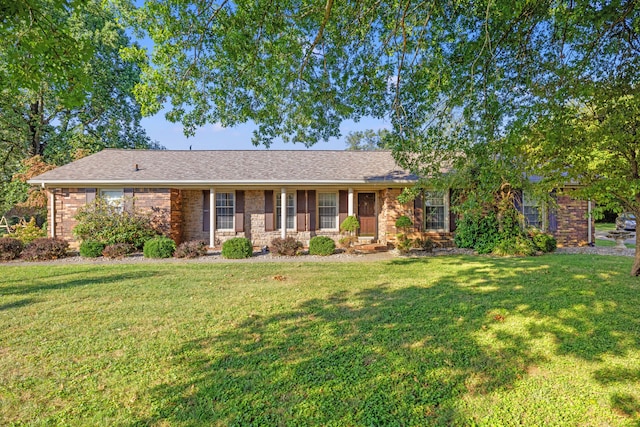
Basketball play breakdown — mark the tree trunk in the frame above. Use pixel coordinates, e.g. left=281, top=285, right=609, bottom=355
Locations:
left=632, top=231, right=640, bottom=276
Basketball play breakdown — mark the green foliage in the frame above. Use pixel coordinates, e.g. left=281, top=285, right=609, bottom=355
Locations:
left=79, top=240, right=105, bottom=258
left=174, top=240, right=209, bottom=259
left=414, top=237, right=434, bottom=252
left=102, top=243, right=134, bottom=259
left=11, top=218, right=46, bottom=244
left=73, top=198, right=158, bottom=249
left=21, top=238, right=68, bottom=261
left=221, top=238, right=253, bottom=259
left=270, top=237, right=303, bottom=256
left=0, top=237, right=24, bottom=261
left=143, top=236, right=176, bottom=259
left=530, top=230, right=557, bottom=253
left=492, top=235, right=537, bottom=257
left=309, top=236, right=335, bottom=256
left=339, top=216, right=360, bottom=234
left=395, top=234, right=414, bottom=255
left=454, top=212, right=501, bottom=254
left=345, top=129, right=390, bottom=151
left=395, top=215, right=413, bottom=230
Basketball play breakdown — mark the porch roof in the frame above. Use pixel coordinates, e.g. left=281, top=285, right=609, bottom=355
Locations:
left=28, top=149, right=418, bottom=187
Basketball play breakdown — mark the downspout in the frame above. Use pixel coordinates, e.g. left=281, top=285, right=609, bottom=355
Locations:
left=587, top=199, right=593, bottom=246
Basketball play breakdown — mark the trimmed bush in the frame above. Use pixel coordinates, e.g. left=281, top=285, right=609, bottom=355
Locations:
left=395, top=215, right=413, bottom=229
left=79, top=240, right=105, bottom=258
left=270, top=237, right=303, bottom=256
left=21, top=238, right=69, bottom=261
left=414, top=237, right=434, bottom=252
left=531, top=231, right=557, bottom=253
left=174, top=240, right=209, bottom=258
left=221, top=237, right=253, bottom=259
left=340, top=215, right=360, bottom=234
left=309, top=236, right=335, bottom=256
left=492, top=235, right=537, bottom=257
left=143, top=236, right=176, bottom=258
left=0, top=237, right=24, bottom=261
left=102, top=243, right=134, bottom=259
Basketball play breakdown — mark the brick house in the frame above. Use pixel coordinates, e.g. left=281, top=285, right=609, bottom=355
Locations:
left=28, top=149, right=593, bottom=249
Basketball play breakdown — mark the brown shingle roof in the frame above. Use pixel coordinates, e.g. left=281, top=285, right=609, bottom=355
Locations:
left=29, top=149, right=417, bottom=186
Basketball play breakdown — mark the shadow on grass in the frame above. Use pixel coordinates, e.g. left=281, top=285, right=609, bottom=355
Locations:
left=127, top=255, right=639, bottom=425
left=0, top=269, right=162, bottom=297
left=0, top=298, right=38, bottom=311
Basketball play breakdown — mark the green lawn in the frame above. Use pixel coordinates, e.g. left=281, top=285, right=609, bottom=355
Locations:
left=2, top=255, right=640, bottom=426
left=595, top=222, right=617, bottom=232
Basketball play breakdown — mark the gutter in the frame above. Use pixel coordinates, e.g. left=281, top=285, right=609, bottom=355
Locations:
left=27, top=179, right=418, bottom=187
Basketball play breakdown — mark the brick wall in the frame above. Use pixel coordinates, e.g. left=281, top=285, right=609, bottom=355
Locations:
left=553, top=194, right=592, bottom=246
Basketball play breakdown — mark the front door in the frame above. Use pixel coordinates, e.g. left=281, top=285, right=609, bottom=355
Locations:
left=358, top=193, right=376, bottom=236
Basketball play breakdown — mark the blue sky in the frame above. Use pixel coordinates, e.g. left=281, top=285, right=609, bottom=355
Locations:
left=141, top=110, right=389, bottom=151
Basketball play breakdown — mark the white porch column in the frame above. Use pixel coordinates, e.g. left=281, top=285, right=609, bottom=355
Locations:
left=348, top=188, right=354, bottom=216
left=209, top=188, right=215, bottom=248
left=280, top=187, right=287, bottom=239
left=49, top=189, right=55, bottom=239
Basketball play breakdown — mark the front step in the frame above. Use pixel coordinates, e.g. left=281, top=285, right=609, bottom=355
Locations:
left=354, top=243, right=388, bottom=253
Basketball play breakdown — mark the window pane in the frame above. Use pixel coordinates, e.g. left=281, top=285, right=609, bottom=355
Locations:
left=424, top=191, right=445, bottom=230
left=100, top=189, right=124, bottom=212
left=522, top=193, right=541, bottom=228
left=216, top=192, right=234, bottom=229
left=318, top=193, right=337, bottom=229
left=276, top=193, right=295, bottom=230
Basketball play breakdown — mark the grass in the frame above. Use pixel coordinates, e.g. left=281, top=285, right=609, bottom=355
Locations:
left=2, top=255, right=640, bottom=426
left=595, top=222, right=617, bottom=232
left=596, top=238, right=635, bottom=249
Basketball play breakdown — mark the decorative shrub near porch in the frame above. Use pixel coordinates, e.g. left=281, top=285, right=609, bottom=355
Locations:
left=309, top=236, right=336, bottom=256
left=221, top=237, right=253, bottom=259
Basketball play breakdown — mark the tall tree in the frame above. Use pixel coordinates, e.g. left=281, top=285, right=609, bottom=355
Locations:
left=0, top=0, right=161, bottom=214
left=345, top=129, right=390, bottom=151
left=117, top=0, right=639, bottom=273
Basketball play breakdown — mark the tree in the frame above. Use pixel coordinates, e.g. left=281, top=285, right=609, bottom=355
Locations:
left=0, top=0, right=161, bottom=215
left=117, top=1, right=640, bottom=273
left=345, top=129, right=390, bottom=151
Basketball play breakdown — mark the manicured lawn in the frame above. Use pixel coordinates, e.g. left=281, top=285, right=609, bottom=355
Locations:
left=595, top=222, right=617, bottom=232
left=2, top=255, right=640, bottom=425
left=596, top=238, right=635, bottom=249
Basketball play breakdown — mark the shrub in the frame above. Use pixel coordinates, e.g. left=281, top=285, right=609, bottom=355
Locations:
left=79, top=240, right=105, bottom=258
left=174, top=240, right=209, bottom=258
left=11, top=218, right=46, bottom=244
left=454, top=212, right=501, bottom=254
left=340, top=215, right=360, bottom=234
left=530, top=230, right=557, bottom=253
left=309, top=236, right=335, bottom=256
left=395, top=234, right=414, bottom=254
left=395, top=215, right=413, bottom=230
left=338, top=235, right=357, bottom=248
left=143, top=236, right=177, bottom=258
left=21, top=238, right=69, bottom=261
left=102, top=243, right=134, bottom=259
left=0, top=237, right=24, bottom=261
left=414, top=237, right=434, bottom=252
left=270, top=237, right=303, bottom=256
left=492, top=235, right=537, bottom=257
left=73, top=198, right=157, bottom=249
left=221, top=237, right=253, bottom=259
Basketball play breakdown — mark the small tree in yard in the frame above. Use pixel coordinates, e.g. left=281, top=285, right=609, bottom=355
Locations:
left=339, top=215, right=360, bottom=251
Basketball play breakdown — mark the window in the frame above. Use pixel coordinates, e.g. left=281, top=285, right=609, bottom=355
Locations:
left=523, top=192, right=541, bottom=228
left=275, top=193, right=295, bottom=230
left=424, top=191, right=446, bottom=230
left=318, top=193, right=338, bottom=229
left=100, top=189, right=124, bottom=211
left=216, top=192, right=235, bottom=230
